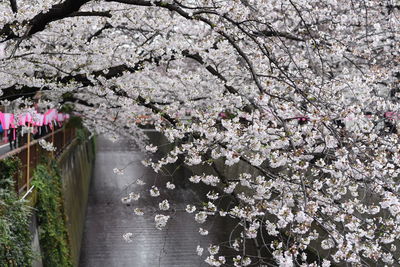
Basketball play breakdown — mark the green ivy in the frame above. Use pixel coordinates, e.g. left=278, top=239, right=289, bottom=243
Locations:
left=76, top=128, right=87, bottom=143
left=65, top=116, right=83, bottom=129
left=0, top=157, right=34, bottom=266
left=32, top=162, right=72, bottom=267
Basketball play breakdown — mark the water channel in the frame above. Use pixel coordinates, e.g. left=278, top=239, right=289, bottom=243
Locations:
left=79, top=136, right=253, bottom=266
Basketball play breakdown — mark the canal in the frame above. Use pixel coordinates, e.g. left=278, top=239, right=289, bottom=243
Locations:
left=79, top=136, right=249, bottom=266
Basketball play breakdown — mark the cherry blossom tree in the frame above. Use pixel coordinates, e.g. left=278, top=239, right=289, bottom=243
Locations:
left=1, top=0, right=400, bottom=266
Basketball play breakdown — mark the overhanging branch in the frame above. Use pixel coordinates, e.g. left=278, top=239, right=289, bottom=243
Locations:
left=9, top=0, right=18, bottom=13
left=67, top=11, right=112, bottom=18
left=0, top=0, right=90, bottom=41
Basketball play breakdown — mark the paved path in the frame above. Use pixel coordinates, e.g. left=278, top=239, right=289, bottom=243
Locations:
left=79, top=136, right=240, bottom=267
left=0, top=143, right=11, bottom=155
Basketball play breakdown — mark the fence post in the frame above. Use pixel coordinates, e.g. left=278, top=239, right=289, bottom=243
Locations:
left=51, top=122, right=54, bottom=157
left=26, top=124, right=31, bottom=191
left=62, top=124, right=65, bottom=150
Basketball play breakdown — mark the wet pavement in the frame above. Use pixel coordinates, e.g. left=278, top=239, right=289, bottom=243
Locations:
left=79, top=136, right=243, bottom=267
left=0, top=143, right=11, bottom=155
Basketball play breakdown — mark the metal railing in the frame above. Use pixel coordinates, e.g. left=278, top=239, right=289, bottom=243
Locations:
left=0, top=126, right=76, bottom=195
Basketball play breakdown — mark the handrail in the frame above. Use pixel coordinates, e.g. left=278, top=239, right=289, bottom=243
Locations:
left=0, top=126, right=76, bottom=195
left=0, top=128, right=64, bottom=160
left=21, top=185, right=35, bottom=200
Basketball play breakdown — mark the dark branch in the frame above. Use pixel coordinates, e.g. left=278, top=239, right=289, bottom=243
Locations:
left=28, top=0, right=90, bottom=36
left=10, top=0, right=18, bottom=13
left=67, top=11, right=112, bottom=18
left=1, top=0, right=90, bottom=41
left=105, top=0, right=192, bottom=19
left=0, top=52, right=162, bottom=100
left=0, top=85, right=41, bottom=101
left=87, top=23, right=113, bottom=42
left=253, top=30, right=304, bottom=42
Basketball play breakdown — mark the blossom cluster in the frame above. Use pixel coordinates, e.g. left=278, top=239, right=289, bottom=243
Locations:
left=1, top=0, right=400, bottom=265
left=38, top=139, right=56, bottom=152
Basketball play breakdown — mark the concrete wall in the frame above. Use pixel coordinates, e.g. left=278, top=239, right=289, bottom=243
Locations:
left=30, top=213, right=43, bottom=267
left=27, top=136, right=95, bottom=267
left=58, top=137, right=96, bottom=267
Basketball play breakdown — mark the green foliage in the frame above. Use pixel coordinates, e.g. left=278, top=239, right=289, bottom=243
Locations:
left=76, top=128, right=87, bottom=143
left=65, top=116, right=83, bottom=129
left=66, top=116, right=89, bottom=144
left=32, top=162, right=72, bottom=267
left=0, top=157, right=34, bottom=266
left=0, top=157, right=21, bottom=187
left=59, top=103, right=75, bottom=113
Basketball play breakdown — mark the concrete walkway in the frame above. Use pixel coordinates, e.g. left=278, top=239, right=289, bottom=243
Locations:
left=0, top=143, right=11, bottom=155
left=79, top=136, right=238, bottom=267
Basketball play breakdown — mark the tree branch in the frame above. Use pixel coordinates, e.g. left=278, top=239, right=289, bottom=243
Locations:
left=0, top=0, right=90, bottom=41
left=67, top=11, right=112, bottom=18
left=253, top=30, right=304, bottom=42
left=9, top=0, right=18, bottom=13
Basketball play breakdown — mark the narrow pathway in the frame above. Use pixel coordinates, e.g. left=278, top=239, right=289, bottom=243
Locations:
left=79, top=136, right=236, bottom=267
left=0, top=143, right=10, bottom=155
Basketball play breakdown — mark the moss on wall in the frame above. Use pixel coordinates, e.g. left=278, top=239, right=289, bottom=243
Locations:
left=0, top=134, right=95, bottom=267
left=30, top=136, right=95, bottom=267
left=32, top=162, right=72, bottom=267
left=58, top=137, right=95, bottom=266
left=0, top=157, right=34, bottom=266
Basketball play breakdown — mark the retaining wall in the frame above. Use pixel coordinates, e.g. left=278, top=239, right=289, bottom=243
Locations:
left=58, top=137, right=96, bottom=266
left=29, top=137, right=95, bottom=267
